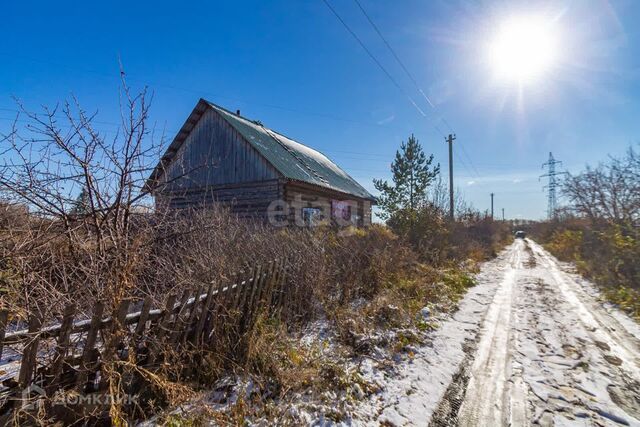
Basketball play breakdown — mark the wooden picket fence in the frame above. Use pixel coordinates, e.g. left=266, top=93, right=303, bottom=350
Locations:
left=0, top=258, right=288, bottom=417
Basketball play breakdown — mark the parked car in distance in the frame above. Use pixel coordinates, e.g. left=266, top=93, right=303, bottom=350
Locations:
left=515, top=230, right=526, bottom=239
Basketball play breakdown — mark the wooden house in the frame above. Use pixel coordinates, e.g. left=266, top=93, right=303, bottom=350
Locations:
left=146, top=99, right=375, bottom=226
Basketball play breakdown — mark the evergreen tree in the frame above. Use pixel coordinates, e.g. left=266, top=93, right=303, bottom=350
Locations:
left=70, top=187, right=90, bottom=216
left=373, top=134, right=440, bottom=221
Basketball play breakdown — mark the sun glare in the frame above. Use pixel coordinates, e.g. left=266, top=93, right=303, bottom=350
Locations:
left=489, top=16, right=558, bottom=84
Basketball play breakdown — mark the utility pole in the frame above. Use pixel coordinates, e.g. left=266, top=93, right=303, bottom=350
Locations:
left=502, top=208, right=505, bottom=221
left=540, top=152, right=566, bottom=219
left=446, top=134, right=456, bottom=220
left=490, top=193, right=494, bottom=219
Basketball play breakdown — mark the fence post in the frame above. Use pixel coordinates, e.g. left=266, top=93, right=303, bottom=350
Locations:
left=182, top=285, right=204, bottom=345
left=272, top=259, right=284, bottom=311
left=76, top=301, right=105, bottom=391
left=193, top=283, right=215, bottom=346
left=0, top=309, right=8, bottom=361
left=277, top=259, right=289, bottom=319
left=18, top=310, right=43, bottom=389
left=148, top=294, right=177, bottom=365
left=230, top=272, right=244, bottom=314
left=254, top=261, right=275, bottom=311
left=103, top=299, right=130, bottom=362
left=134, top=296, right=153, bottom=340
left=262, top=259, right=280, bottom=311
left=48, top=303, right=76, bottom=391
left=241, top=265, right=261, bottom=329
left=281, top=259, right=294, bottom=320
left=169, top=290, right=193, bottom=345
left=244, top=264, right=267, bottom=331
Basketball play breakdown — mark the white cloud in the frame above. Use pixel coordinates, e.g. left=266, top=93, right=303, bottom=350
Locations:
left=376, top=114, right=395, bottom=125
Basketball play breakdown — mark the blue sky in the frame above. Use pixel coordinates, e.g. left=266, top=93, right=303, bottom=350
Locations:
left=2, top=0, right=639, bottom=219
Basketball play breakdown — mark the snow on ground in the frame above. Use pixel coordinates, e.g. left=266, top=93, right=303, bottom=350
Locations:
left=348, top=243, right=514, bottom=425
left=349, top=239, right=640, bottom=426
left=518, top=240, right=640, bottom=426
left=25, top=239, right=638, bottom=426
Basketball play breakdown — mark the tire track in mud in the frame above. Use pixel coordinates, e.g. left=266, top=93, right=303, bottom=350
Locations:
left=428, top=337, right=478, bottom=427
left=430, top=241, right=528, bottom=427
left=523, top=241, right=640, bottom=425
left=528, top=240, right=640, bottom=370
left=431, top=239, right=640, bottom=426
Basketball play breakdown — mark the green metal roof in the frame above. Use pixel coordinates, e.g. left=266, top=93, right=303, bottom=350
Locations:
left=206, top=101, right=375, bottom=201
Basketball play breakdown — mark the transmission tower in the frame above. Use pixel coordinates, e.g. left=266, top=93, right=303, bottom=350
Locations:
left=540, top=152, right=566, bottom=219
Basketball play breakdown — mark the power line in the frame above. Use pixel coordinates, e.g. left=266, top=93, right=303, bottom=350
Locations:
left=0, top=54, right=411, bottom=133
left=453, top=146, right=476, bottom=179
left=352, top=0, right=437, bottom=111
left=351, top=0, right=483, bottom=178
left=320, top=0, right=442, bottom=132
left=1, top=24, right=475, bottom=180
left=457, top=143, right=480, bottom=177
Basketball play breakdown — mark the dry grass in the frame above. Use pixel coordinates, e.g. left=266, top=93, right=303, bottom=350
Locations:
left=0, top=206, right=502, bottom=424
left=533, top=219, right=640, bottom=320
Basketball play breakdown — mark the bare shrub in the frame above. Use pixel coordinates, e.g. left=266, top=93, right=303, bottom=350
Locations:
left=563, top=146, right=639, bottom=225
left=532, top=146, right=640, bottom=319
left=0, top=76, right=168, bottom=319
left=0, top=77, right=508, bottom=423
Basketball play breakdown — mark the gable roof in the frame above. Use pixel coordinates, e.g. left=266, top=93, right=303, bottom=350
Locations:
left=148, top=99, right=375, bottom=201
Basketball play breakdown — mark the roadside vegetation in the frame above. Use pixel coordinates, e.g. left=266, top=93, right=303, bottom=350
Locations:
left=0, top=85, right=510, bottom=424
left=532, top=146, right=640, bottom=319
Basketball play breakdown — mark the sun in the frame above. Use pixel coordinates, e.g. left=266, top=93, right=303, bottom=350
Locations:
left=488, top=15, right=558, bottom=84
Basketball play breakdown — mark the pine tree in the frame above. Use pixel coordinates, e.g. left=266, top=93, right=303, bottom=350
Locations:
left=373, top=134, right=440, bottom=221
left=70, top=187, right=90, bottom=216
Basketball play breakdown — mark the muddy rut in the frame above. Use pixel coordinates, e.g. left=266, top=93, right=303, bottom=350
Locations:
left=433, top=239, right=640, bottom=426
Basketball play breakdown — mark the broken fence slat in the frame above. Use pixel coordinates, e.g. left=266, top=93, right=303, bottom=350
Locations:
left=276, top=259, right=288, bottom=316
left=206, top=283, right=228, bottom=346
left=254, top=264, right=272, bottom=313
left=1, top=258, right=286, bottom=402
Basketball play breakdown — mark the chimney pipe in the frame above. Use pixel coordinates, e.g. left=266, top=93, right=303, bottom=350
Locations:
left=236, top=109, right=241, bottom=116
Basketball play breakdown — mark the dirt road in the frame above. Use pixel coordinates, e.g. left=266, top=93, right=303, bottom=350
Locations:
left=453, top=239, right=640, bottom=426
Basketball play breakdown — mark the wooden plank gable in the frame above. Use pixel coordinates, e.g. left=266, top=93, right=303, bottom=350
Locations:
left=161, top=108, right=280, bottom=192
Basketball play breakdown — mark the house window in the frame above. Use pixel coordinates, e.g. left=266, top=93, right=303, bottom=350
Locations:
left=302, top=207, right=323, bottom=225
left=331, top=200, right=352, bottom=221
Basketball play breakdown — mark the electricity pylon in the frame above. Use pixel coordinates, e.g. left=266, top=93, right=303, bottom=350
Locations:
left=540, top=152, right=567, bottom=219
